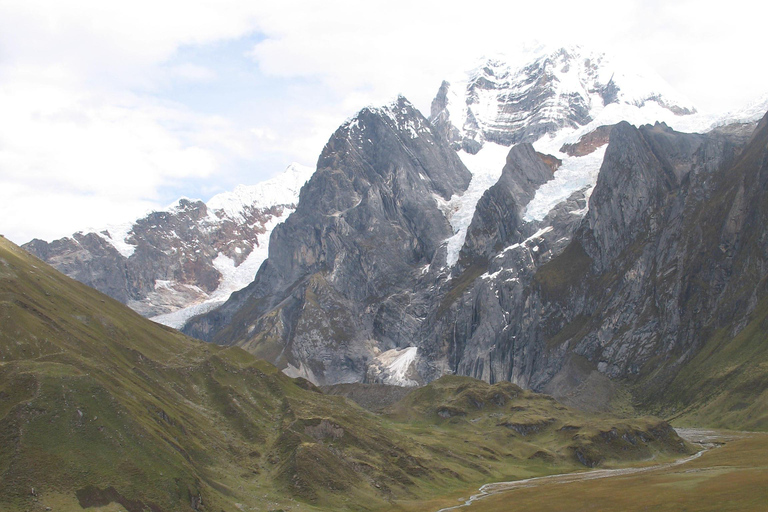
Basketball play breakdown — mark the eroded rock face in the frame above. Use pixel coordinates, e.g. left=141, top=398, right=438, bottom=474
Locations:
left=184, top=96, right=472, bottom=384
left=188, top=100, right=767, bottom=412
left=560, top=125, right=614, bottom=156
left=24, top=232, right=131, bottom=303
left=418, top=115, right=764, bottom=406
left=460, top=143, right=555, bottom=264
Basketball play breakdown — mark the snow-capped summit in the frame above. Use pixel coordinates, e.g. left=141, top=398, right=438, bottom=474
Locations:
left=24, top=162, right=314, bottom=329
left=431, top=45, right=696, bottom=155
left=206, top=163, right=312, bottom=221
left=339, top=95, right=433, bottom=145
left=429, top=46, right=718, bottom=266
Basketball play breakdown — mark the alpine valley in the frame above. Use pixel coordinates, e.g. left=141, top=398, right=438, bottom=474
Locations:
left=8, top=45, right=768, bottom=511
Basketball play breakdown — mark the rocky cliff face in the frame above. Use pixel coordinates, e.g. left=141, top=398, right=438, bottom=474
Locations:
left=459, top=143, right=555, bottom=263
left=23, top=163, right=313, bottom=327
left=25, top=44, right=767, bottom=414
left=181, top=46, right=767, bottom=408
left=417, top=116, right=764, bottom=410
left=188, top=100, right=766, bottom=415
left=184, top=96, right=472, bottom=385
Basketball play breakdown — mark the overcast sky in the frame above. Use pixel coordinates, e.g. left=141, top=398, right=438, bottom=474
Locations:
left=1, top=0, right=766, bottom=244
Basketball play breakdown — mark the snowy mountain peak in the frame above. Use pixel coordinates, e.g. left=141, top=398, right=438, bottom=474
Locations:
left=340, top=95, right=432, bottom=144
left=431, top=46, right=696, bottom=155
left=28, top=161, right=315, bottom=330
left=431, top=46, right=710, bottom=268
left=206, top=162, right=313, bottom=222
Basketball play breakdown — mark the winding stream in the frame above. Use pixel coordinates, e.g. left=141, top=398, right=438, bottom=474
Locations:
left=437, top=429, right=729, bottom=512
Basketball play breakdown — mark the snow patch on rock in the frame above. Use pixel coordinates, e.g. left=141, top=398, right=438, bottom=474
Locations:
left=151, top=208, right=294, bottom=329
left=90, top=221, right=136, bottom=258
left=283, top=361, right=320, bottom=384
left=206, top=163, right=312, bottom=222
left=367, top=347, right=420, bottom=387
left=524, top=146, right=607, bottom=222
left=439, top=143, right=510, bottom=266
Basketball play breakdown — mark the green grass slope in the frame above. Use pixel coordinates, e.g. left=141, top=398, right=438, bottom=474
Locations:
left=448, top=431, right=768, bottom=512
left=0, top=236, right=443, bottom=511
left=386, top=376, right=688, bottom=471
left=0, top=237, right=693, bottom=511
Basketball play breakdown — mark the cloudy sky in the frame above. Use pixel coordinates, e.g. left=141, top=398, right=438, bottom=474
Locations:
left=1, top=0, right=766, bottom=244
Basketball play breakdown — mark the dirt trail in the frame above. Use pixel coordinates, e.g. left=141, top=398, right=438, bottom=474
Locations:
left=437, top=429, right=734, bottom=512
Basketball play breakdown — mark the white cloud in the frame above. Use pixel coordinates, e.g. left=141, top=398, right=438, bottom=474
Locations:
left=248, top=0, right=768, bottom=113
left=0, top=0, right=766, bottom=244
left=166, top=64, right=218, bottom=83
left=0, top=181, right=160, bottom=244
left=248, top=0, right=639, bottom=110
left=0, top=0, right=268, bottom=244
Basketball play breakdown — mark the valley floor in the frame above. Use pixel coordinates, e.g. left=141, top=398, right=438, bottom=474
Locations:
left=394, top=429, right=768, bottom=512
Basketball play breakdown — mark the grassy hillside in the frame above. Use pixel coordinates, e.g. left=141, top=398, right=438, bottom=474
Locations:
left=0, top=236, right=693, bottom=511
left=386, top=376, right=688, bottom=470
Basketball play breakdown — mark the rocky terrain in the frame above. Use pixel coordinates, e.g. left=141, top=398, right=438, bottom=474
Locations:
left=430, top=46, right=695, bottom=154
left=23, top=163, right=313, bottom=327
left=22, top=46, right=768, bottom=426
left=181, top=47, right=768, bottom=428
left=184, top=96, right=472, bottom=384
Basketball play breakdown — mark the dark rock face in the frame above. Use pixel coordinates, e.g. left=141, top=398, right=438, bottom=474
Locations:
left=35, top=60, right=753, bottom=415
left=554, top=118, right=760, bottom=387
left=24, top=232, right=130, bottom=303
left=418, top=115, right=764, bottom=407
left=460, top=144, right=555, bottom=263
left=23, top=199, right=293, bottom=317
left=580, top=122, right=705, bottom=271
left=183, top=97, right=595, bottom=387
left=184, top=96, right=472, bottom=384
left=184, top=85, right=767, bottom=414
left=120, top=82, right=765, bottom=420
left=430, top=80, right=465, bottom=151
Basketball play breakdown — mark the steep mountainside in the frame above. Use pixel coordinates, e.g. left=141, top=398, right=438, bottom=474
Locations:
left=19, top=44, right=768, bottom=429
left=0, top=236, right=689, bottom=511
left=185, top=96, right=473, bottom=385
left=180, top=45, right=768, bottom=430
left=189, top=104, right=768, bottom=429
left=421, top=114, right=768, bottom=427
left=23, top=163, right=313, bottom=327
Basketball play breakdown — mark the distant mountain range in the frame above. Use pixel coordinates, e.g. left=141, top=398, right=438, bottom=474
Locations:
left=23, top=46, right=768, bottom=429
left=24, top=162, right=313, bottom=328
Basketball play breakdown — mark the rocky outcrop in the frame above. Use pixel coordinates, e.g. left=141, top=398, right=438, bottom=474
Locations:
left=418, top=115, right=763, bottom=407
left=430, top=80, right=467, bottom=151
left=460, top=143, right=555, bottom=263
left=180, top=85, right=768, bottom=423
left=580, top=121, right=705, bottom=270
left=560, top=125, right=614, bottom=156
left=184, top=96, right=472, bottom=384
left=183, top=96, right=601, bottom=388
left=24, top=231, right=131, bottom=303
